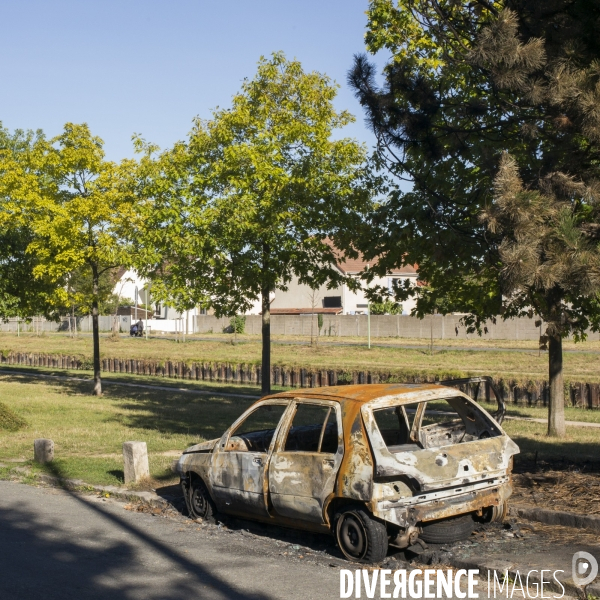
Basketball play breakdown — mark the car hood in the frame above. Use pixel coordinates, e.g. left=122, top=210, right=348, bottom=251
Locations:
left=183, top=438, right=220, bottom=454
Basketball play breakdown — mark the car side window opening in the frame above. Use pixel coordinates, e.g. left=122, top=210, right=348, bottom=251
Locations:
left=373, top=397, right=501, bottom=452
left=283, top=403, right=339, bottom=453
left=227, top=404, right=288, bottom=453
left=372, top=405, right=414, bottom=449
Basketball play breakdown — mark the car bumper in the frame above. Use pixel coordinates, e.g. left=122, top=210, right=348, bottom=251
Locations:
left=371, top=476, right=512, bottom=528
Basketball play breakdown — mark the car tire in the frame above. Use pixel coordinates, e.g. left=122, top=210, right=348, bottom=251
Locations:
left=187, top=477, right=217, bottom=522
left=419, top=514, right=475, bottom=544
left=335, top=506, right=388, bottom=563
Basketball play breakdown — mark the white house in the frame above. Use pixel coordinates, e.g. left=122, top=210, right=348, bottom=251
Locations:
left=112, top=269, right=202, bottom=334
left=113, top=248, right=419, bottom=328
left=246, top=253, right=418, bottom=316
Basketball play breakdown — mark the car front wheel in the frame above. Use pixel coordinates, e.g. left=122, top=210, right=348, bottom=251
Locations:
left=335, top=506, right=388, bottom=563
left=186, top=477, right=217, bottom=522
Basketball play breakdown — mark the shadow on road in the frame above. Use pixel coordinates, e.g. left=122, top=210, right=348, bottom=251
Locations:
left=0, top=461, right=276, bottom=600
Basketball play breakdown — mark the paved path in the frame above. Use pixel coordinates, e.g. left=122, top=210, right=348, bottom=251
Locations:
left=3, top=481, right=591, bottom=600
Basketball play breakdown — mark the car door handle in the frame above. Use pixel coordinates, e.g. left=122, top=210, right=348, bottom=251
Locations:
left=253, top=457, right=263, bottom=466
left=322, top=458, right=334, bottom=467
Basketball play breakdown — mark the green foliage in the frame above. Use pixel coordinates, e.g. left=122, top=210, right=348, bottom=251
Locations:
left=229, top=315, right=246, bottom=335
left=317, top=313, right=324, bottom=332
left=351, top=0, right=600, bottom=437
left=370, top=299, right=402, bottom=315
left=0, top=401, right=27, bottom=431
left=0, top=124, right=64, bottom=320
left=351, top=1, right=600, bottom=338
left=133, top=53, right=372, bottom=317
left=0, top=122, right=138, bottom=393
left=66, top=266, right=122, bottom=316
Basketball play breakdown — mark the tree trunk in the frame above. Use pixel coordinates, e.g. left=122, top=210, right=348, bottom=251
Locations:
left=547, top=333, right=565, bottom=437
left=91, top=266, right=102, bottom=396
left=261, top=286, right=271, bottom=396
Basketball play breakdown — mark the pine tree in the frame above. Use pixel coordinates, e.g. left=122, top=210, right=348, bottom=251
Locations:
left=350, top=1, right=600, bottom=436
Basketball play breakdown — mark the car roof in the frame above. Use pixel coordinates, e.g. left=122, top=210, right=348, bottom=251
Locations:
left=267, top=383, right=445, bottom=406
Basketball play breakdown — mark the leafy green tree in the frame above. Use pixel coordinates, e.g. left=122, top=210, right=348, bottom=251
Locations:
left=66, top=265, right=123, bottom=317
left=4, top=123, right=135, bottom=395
left=134, top=53, right=372, bottom=394
left=370, top=299, right=402, bottom=315
left=0, top=125, right=63, bottom=320
left=350, top=1, right=600, bottom=436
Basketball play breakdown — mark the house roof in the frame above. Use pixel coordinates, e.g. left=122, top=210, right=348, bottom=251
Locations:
left=323, top=239, right=417, bottom=276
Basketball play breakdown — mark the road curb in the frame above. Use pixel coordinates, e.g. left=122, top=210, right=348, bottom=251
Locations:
left=37, top=474, right=172, bottom=507
left=510, top=503, right=600, bottom=533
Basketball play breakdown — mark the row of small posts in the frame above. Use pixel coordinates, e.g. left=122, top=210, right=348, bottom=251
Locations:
left=4, top=351, right=599, bottom=408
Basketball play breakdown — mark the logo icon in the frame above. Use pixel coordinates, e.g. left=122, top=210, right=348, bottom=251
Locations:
left=573, top=552, right=598, bottom=587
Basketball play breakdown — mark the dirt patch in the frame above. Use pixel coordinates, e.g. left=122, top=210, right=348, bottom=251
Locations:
left=512, top=469, right=600, bottom=515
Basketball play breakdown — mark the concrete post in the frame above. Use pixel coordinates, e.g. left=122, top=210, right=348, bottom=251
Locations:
left=34, top=439, right=54, bottom=463
left=122, top=441, right=150, bottom=484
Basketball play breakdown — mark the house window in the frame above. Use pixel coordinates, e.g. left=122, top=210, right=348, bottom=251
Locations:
left=323, top=296, right=342, bottom=308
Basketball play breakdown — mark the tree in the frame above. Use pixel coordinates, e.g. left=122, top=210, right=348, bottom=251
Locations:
left=66, top=265, right=124, bottom=317
left=370, top=299, right=402, bottom=315
left=349, top=1, right=600, bottom=436
left=307, top=288, right=322, bottom=346
left=5, top=123, right=135, bottom=395
left=0, top=125, right=63, bottom=320
left=134, top=53, right=372, bottom=394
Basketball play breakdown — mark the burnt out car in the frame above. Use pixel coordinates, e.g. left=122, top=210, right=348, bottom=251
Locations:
left=176, top=379, right=519, bottom=563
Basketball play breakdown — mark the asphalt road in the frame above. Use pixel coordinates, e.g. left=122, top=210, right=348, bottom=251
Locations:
left=0, top=481, right=344, bottom=600
left=1, top=481, right=589, bottom=599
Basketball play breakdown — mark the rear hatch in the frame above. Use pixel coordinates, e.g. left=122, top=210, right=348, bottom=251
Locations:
left=362, top=387, right=519, bottom=492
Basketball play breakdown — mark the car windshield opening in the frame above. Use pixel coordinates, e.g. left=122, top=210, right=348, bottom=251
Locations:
left=228, top=404, right=288, bottom=453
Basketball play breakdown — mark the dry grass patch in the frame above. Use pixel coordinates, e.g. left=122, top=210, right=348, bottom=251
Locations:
left=3, top=332, right=600, bottom=383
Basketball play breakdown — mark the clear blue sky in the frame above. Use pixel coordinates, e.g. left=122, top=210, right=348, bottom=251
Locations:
left=1, top=1, right=386, bottom=162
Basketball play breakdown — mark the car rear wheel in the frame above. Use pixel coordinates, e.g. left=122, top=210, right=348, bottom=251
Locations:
left=335, top=507, right=388, bottom=563
left=186, top=478, right=217, bottom=522
left=419, top=514, right=475, bottom=544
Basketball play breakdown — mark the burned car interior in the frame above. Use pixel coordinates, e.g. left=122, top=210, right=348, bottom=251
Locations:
left=283, top=404, right=339, bottom=453
left=372, top=396, right=503, bottom=453
left=225, top=403, right=287, bottom=452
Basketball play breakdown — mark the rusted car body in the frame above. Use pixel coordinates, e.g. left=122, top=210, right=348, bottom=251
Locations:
left=176, top=382, right=519, bottom=562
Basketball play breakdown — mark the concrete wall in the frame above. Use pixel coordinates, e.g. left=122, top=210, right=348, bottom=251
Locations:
left=0, top=316, right=132, bottom=333
left=192, top=313, right=597, bottom=341
left=5, top=313, right=598, bottom=341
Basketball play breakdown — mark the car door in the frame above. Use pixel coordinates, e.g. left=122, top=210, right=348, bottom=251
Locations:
left=210, top=400, right=290, bottom=518
left=268, top=399, right=343, bottom=524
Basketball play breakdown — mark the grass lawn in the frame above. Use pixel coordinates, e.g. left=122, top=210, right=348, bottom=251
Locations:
left=0, top=372, right=598, bottom=488
left=3, top=332, right=600, bottom=384
left=0, top=373, right=258, bottom=486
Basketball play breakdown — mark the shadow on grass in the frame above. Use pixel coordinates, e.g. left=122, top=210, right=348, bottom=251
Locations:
left=108, top=469, right=125, bottom=483
left=512, top=435, right=600, bottom=474
left=0, top=369, right=257, bottom=441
